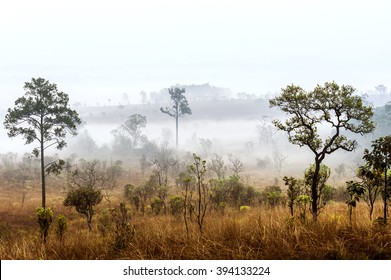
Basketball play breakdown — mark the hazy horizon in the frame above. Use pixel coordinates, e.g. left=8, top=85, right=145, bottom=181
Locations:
left=1, top=0, right=390, bottom=109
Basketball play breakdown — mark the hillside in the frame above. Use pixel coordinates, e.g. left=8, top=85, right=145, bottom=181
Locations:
left=76, top=98, right=277, bottom=124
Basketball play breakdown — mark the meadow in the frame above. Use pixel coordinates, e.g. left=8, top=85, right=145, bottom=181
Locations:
left=1, top=91, right=390, bottom=260
left=1, top=181, right=390, bottom=260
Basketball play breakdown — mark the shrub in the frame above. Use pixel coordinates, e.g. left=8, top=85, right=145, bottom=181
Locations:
left=98, top=208, right=113, bottom=236
left=63, top=187, right=103, bottom=230
left=169, top=196, right=184, bottom=216
left=284, top=176, right=301, bottom=217
left=151, top=196, right=164, bottom=215
left=36, top=207, right=53, bottom=243
left=55, top=214, right=67, bottom=242
left=239, top=205, right=251, bottom=213
left=296, top=195, right=312, bottom=222
left=112, top=203, right=134, bottom=252
left=218, top=201, right=226, bottom=214
left=261, top=186, right=283, bottom=208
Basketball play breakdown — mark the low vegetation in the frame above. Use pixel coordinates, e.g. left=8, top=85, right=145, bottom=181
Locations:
left=1, top=175, right=390, bottom=260
left=1, top=79, right=390, bottom=260
left=0, top=164, right=391, bottom=259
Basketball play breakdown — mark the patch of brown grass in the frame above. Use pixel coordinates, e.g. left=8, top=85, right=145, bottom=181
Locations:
left=1, top=186, right=390, bottom=260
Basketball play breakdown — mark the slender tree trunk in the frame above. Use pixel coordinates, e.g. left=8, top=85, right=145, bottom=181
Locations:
left=175, top=101, right=179, bottom=149
left=349, top=205, right=353, bottom=225
left=183, top=186, right=190, bottom=242
left=311, top=160, right=321, bottom=223
left=175, top=115, right=178, bottom=149
left=40, top=127, right=46, bottom=209
left=384, top=167, right=388, bottom=224
left=369, top=204, right=373, bottom=221
left=197, top=175, right=202, bottom=236
left=87, top=215, right=92, bottom=231
left=290, top=203, right=294, bottom=217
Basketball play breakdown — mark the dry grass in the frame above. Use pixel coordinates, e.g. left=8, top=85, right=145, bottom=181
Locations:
left=1, top=186, right=391, bottom=260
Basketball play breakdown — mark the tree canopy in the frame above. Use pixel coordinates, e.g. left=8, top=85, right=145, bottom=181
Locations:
left=121, top=114, right=147, bottom=147
left=4, top=77, right=81, bottom=208
left=269, top=81, right=374, bottom=221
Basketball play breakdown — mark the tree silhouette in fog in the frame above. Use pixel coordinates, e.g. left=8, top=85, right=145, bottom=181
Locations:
left=160, top=87, right=191, bottom=148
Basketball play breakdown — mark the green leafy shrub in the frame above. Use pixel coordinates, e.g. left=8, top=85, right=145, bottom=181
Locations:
left=36, top=207, right=53, bottom=243
left=261, top=186, right=284, bottom=208
left=239, top=205, right=251, bottom=213
left=169, top=196, right=184, bottom=216
left=296, top=195, right=312, bottom=222
left=55, top=214, right=67, bottom=242
left=151, top=196, right=163, bottom=215
left=63, top=187, right=103, bottom=230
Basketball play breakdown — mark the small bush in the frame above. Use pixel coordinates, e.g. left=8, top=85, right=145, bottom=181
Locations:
left=36, top=207, right=53, bottom=243
left=169, top=196, right=184, bottom=216
left=151, top=197, right=163, bottom=215
left=218, top=201, right=226, bottom=214
left=112, top=203, right=134, bottom=252
left=296, top=195, right=312, bottom=222
left=98, top=208, right=113, bottom=236
left=261, top=186, right=283, bottom=208
left=239, top=205, right=251, bottom=213
left=63, top=187, right=103, bottom=230
left=55, top=214, right=67, bottom=242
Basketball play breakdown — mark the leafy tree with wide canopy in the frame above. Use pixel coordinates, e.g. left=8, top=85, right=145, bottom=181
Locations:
left=4, top=77, right=81, bottom=208
left=269, top=81, right=374, bottom=222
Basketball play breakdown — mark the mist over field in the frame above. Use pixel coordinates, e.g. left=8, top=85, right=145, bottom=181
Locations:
left=1, top=0, right=391, bottom=261
left=1, top=83, right=390, bottom=181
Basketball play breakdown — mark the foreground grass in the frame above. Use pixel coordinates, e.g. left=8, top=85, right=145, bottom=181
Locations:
left=1, top=196, right=390, bottom=260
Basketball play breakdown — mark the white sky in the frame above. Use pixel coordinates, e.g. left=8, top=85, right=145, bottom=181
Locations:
left=0, top=0, right=390, bottom=107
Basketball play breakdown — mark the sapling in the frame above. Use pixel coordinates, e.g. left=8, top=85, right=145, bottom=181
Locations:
left=346, top=181, right=365, bottom=224
left=284, top=176, right=300, bottom=217
left=189, top=154, right=210, bottom=237
left=112, top=203, right=134, bottom=252
left=169, top=195, right=184, bottom=216
left=296, top=195, right=312, bottom=223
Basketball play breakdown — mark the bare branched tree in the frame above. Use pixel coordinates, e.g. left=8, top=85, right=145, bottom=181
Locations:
left=150, top=142, right=177, bottom=214
left=71, top=160, right=108, bottom=189
left=228, top=155, right=245, bottom=175
left=272, top=147, right=287, bottom=175
left=189, top=154, right=210, bottom=237
left=208, top=154, right=226, bottom=179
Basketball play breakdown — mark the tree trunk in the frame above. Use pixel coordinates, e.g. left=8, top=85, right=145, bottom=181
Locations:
left=175, top=115, right=179, bottom=149
left=369, top=204, right=373, bottom=221
left=175, top=101, right=179, bottom=149
left=87, top=214, right=92, bottom=231
left=197, top=179, right=202, bottom=235
left=311, top=161, right=321, bottom=223
left=349, top=205, right=353, bottom=225
left=290, top=203, right=294, bottom=217
left=40, top=128, right=46, bottom=209
left=384, top=167, right=388, bottom=224
left=183, top=186, right=190, bottom=242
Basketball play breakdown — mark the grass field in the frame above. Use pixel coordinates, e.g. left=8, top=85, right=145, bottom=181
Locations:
left=1, top=184, right=390, bottom=260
